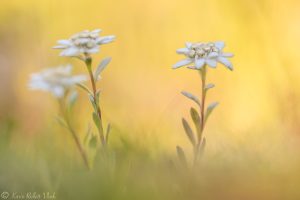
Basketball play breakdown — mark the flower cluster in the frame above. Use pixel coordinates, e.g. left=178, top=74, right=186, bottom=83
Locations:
left=53, top=29, right=115, bottom=57
left=173, top=41, right=234, bottom=70
left=28, top=65, right=87, bottom=98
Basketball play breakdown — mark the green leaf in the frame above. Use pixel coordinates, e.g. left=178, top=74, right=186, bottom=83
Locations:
left=84, top=124, right=92, bottom=145
left=176, top=146, right=187, bottom=166
left=182, top=118, right=196, bottom=147
left=190, top=107, right=201, bottom=140
left=55, top=116, right=68, bottom=129
left=68, top=91, right=78, bottom=109
left=88, top=94, right=97, bottom=112
left=92, top=112, right=102, bottom=131
left=94, top=57, right=111, bottom=81
left=105, top=123, right=111, bottom=144
left=181, top=91, right=200, bottom=106
left=89, top=135, right=98, bottom=149
left=88, top=94, right=94, bottom=103
left=76, top=83, right=93, bottom=95
left=205, top=83, right=215, bottom=92
left=204, top=102, right=219, bottom=123
left=95, top=89, right=101, bottom=104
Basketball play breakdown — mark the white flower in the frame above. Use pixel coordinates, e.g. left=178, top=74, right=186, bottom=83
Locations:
left=28, top=65, right=87, bottom=98
left=173, top=41, right=234, bottom=70
left=53, top=29, right=115, bottom=57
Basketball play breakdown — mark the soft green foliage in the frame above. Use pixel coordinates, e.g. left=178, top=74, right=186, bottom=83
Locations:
left=177, top=65, right=222, bottom=165
left=176, top=145, right=187, bottom=167
left=1, top=123, right=300, bottom=200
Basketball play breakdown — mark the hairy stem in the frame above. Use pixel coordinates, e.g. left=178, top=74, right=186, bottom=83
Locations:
left=194, top=65, right=207, bottom=164
left=85, top=58, right=106, bottom=146
left=59, top=99, right=90, bottom=170
left=200, top=66, right=207, bottom=136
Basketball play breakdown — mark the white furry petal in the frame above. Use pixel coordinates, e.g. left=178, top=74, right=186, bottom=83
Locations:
left=218, top=57, right=233, bottom=70
left=173, top=59, right=193, bottom=69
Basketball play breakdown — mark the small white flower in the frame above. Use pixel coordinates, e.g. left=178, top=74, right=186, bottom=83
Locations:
left=173, top=41, right=234, bottom=70
left=28, top=65, right=87, bottom=98
left=53, top=29, right=115, bottom=57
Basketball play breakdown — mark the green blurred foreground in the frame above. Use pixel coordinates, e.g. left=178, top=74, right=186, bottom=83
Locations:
left=1, top=118, right=300, bottom=200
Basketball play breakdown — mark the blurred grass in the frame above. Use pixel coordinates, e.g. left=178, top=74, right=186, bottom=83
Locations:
left=1, top=0, right=300, bottom=199
left=1, top=124, right=300, bottom=200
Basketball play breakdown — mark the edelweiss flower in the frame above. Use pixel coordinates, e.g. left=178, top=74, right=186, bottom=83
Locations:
left=28, top=65, right=87, bottom=98
left=53, top=29, right=115, bottom=57
left=173, top=41, right=234, bottom=70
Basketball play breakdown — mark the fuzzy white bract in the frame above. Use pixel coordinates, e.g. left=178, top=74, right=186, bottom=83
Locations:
left=173, top=41, right=234, bottom=70
left=28, top=65, right=87, bottom=98
left=53, top=29, right=115, bottom=57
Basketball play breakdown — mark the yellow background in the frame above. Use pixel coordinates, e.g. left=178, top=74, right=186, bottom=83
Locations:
left=1, top=0, right=300, bottom=153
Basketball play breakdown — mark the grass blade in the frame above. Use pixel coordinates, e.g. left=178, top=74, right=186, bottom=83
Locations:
left=105, top=123, right=111, bottom=144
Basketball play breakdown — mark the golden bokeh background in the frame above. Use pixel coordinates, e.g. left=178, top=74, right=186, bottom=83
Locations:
left=1, top=0, right=300, bottom=156
left=2, top=0, right=300, bottom=199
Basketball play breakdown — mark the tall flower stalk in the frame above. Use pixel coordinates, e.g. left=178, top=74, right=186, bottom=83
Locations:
left=173, top=41, right=234, bottom=166
left=28, top=65, right=90, bottom=169
left=84, top=56, right=105, bottom=146
left=29, top=29, right=115, bottom=169
left=58, top=94, right=90, bottom=169
left=53, top=29, right=115, bottom=148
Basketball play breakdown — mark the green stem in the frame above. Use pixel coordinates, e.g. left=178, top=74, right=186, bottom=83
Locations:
left=58, top=99, right=90, bottom=170
left=85, top=58, right=106, bottom=146
left=194, top=65, right=207, bottom=164
left=200, top=65, right=207, bottom=136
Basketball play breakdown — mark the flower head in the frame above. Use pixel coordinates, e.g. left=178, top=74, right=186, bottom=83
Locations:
left=173, top=41, right=234, bottom=70
left=53, top=29, right=115, bottom=57
left=28, top=65, right=87, bottom=98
